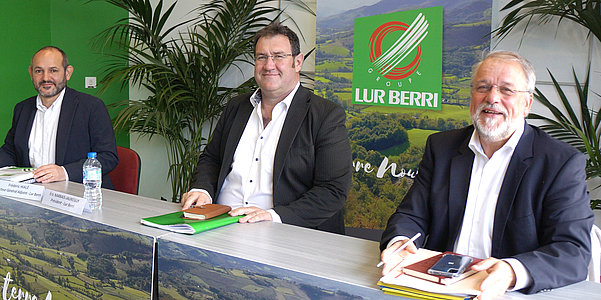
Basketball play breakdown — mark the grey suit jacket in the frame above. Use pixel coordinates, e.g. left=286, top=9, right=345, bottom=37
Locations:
left=381, top=123, right=593, bottom=293
left=0, top=87, right=118, bottom=188
left=190, top=86, right=352, bottom=233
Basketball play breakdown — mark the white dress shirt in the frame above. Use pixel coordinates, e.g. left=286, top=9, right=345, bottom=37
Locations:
left=454, top=122, right=531, bottom=290
left=388, top=123, right=532, bottom=290
left=192, top=82, right=301, bottom=223
left=28, top=88, right=69, bottom=180
left=455, top=124, right=523, bottom=257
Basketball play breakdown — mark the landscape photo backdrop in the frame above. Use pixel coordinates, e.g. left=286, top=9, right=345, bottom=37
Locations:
left=315, top=0, right=492, bottom=231
left=0, top=197, right=153, bottom=299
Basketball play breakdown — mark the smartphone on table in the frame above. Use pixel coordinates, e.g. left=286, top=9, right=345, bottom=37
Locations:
left=427, top=253, right=473, bottom=277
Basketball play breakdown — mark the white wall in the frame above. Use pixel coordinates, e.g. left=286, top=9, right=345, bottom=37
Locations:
left=491, top=0, right=599, bottom=112
left=491, top=0, right=601, bottom=200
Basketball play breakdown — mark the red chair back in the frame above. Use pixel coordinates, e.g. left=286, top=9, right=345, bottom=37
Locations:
left=109, top=146, right=141, bottom=195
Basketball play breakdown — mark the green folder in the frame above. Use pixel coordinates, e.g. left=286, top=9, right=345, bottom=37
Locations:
left=141, top=211, right=242, bottom=234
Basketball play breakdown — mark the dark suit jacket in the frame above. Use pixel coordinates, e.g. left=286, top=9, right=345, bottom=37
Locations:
left=190, top=86, right=352, bottom=234
left=0, top=87, right=118, bottom=188
left=381, top=123, right=593, bottom=294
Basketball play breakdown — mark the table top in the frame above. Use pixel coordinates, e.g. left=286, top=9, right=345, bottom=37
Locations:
left=6, top=181, right=179, bottom=237
left=5, top=180, right=600, bottom=299
left=162, top=219, right=384, bottom=289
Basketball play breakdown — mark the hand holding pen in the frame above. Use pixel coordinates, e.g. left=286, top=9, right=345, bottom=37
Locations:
left=377, top=232, right=421, bottom=269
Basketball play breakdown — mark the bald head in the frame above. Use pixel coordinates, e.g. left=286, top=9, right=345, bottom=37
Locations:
left=31, top=46, right=69, bottom=69
left=28, top=46, right=73, bottom=106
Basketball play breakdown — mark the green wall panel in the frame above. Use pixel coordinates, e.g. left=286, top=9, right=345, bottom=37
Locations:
left=0, top=0, right=51, bottom=139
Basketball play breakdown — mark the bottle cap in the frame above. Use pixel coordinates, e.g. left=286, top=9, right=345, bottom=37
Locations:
left=87, top=152, right=97, bottom=158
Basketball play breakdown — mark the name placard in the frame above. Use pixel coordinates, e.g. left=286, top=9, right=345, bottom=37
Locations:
left=0, top=180, right=45, bottom=201
left=41, top=189, right=87, bottom=215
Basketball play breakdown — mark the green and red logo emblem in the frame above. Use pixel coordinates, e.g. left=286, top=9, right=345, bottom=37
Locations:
left=353, top=6, right=442, bottom=110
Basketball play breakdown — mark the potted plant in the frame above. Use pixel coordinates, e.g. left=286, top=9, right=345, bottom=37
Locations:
left=94, top=0, right=312, bottom=201
left=493, top=0, right=601, bottom=209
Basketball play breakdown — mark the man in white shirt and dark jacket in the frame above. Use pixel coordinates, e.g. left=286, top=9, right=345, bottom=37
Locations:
left=379, top=51, right=593, bottom=299
left=0, top=46, right=118, bottom=188
left=181, top=22, right=352, bottom=234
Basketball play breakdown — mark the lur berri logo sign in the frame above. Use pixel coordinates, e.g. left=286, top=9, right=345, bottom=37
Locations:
left=352, top=6, right=442, bottom=110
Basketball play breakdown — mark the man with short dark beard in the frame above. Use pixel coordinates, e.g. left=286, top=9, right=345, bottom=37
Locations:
left=379, top=51, right=593, bottom=299
left=0, top=46, right=118, bottom=188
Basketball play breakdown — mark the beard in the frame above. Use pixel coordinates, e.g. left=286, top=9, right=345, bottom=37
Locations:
left=471, top=102, right=521, bottom=143
left=34, top=77, right=67, bottom=99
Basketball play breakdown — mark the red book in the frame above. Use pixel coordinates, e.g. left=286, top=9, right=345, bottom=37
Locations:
left=182, top=204, right=231, bottom=220
left=402, top=252, right=482, bottom=285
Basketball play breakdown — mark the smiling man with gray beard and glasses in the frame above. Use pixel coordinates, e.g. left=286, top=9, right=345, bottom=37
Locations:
left=379, top=51, right=593, bottom=299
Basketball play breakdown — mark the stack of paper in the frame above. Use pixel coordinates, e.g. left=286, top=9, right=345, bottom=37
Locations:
left=0, top=166, right=35, bottom=183
left=378, top=249, right=484, bottom=299
left=402, top=252, right=482, bottom=285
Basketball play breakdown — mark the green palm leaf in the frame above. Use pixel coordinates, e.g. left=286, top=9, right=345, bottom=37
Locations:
left=494, top=0, right=601, bottom=45
left=527, top=67, right=601, bottom=209
left=493, top=0, right=601, bottom=209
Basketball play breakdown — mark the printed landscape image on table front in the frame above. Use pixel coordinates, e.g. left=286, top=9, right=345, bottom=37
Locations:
left=315, top=0, right=492, bottom=231
left=0, top=196, right=153, bottom=299
left=157, top=239, right=395, bottom=299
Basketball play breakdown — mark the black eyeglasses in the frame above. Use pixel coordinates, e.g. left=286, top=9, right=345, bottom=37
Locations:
left=255, top=53, right=294, bottom=63
left=471, top=84, right=532, bottom=97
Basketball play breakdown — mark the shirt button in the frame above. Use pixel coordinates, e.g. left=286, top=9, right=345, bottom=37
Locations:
left=260, top=136, right=264, bottom=139
left=245, top=202, right=249, bottom=205
left=255, top=158, right=259, bottom=161
left=249, top=180, right=253, bottom=183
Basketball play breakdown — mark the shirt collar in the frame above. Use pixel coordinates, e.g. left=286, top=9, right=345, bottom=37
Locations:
left=469, top=121, right=525, bottom=157
left=249, top=82, right=300, bottom=109
left=36, top=88, right=66, bottom=112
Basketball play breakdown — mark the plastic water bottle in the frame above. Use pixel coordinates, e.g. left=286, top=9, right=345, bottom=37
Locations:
left=83, top=152, right=102, bottom=211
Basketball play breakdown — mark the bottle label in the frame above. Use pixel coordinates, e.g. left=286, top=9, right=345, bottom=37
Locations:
left=84, top=168, right=102, bottom=181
